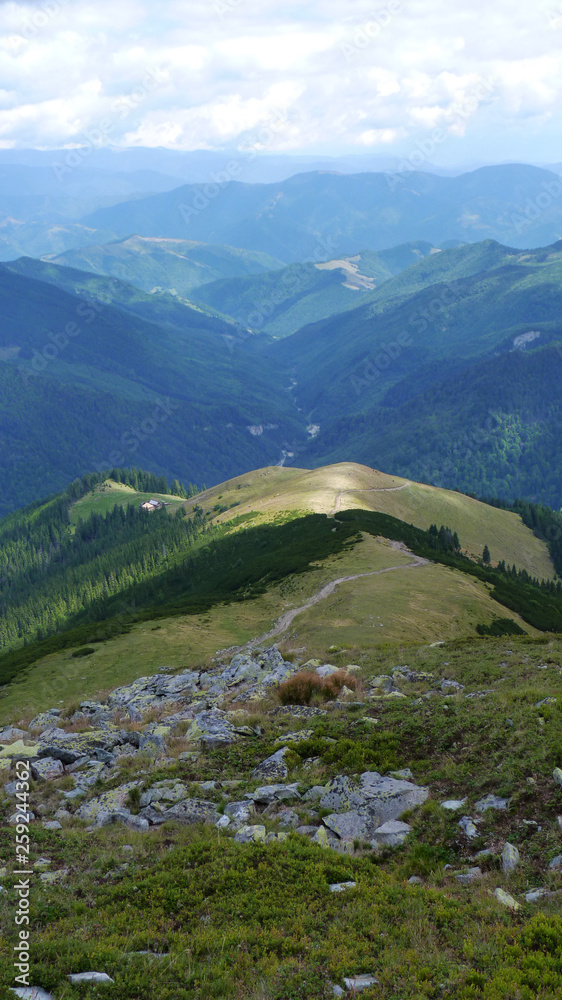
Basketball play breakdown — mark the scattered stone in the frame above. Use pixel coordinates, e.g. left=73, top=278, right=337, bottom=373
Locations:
left=75, top=781, right=143, bottom=823
left=234, top=824, right=266, bottom=843
left=389, top=768, right=414, bottom=781
left=535, top=698, right=557, bottom=709
left=502, top=842, right=520, bottom=875
left=31, top=757, right=65, bottom=782
left=10, top=989, right=55, bottom=1000
left=9, top=811, right=34, bottom=825
left=371, top=820, right=411, bottom=847
left=441, top=798, right=467, bottom=811
left=139, top=781, right=189, bottom=808
left=216, top=815, right=230, bottom=829
left=408, top=876, right=423, bottom=885
left=475, top=794, right=510, bottom=812
left=269, top=705, right=326, bottom=718
left=440, top=680, right=464, bottom=692
left=274, top=730, right=314, bottom=745
left=553, top=767, right=562, bottom=787
left=39, top=870, right=68, bottom=884
left=313, top=826, right=333, bottom=848
left=493, top=888, right=521, bottom=911
left=184, top=709, right=237, bottom=748
left=68, top=972, right=115, bottom=984
left=42, top=820, right=63, bottom=830
left=329, top=881, right=356, bottom=893
left=246, top=783, right=301, bottom=805
left=331, top=986, right=345, bottom=998
left=458, top=816, right=479, bottom=839
left=474, top=849, right=495, bottom=859
left=0, top=739, right=41, bottom=760
left=96, top=809, right=150, bottom=832
left=225, top=801, right=255, bottom=825
left=548, top=854, right=562, bottom=871
left=455, top=867, right=482, bottom=885
left=251, top=747, right=291, bottom=780
left=162, top=798, right=219, bottom=826
left=343, top=974, right=379, bottom=991
left=525, top=888, right=551, bottom=903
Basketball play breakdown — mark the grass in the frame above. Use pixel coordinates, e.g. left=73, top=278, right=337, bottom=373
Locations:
left=178, top=462, right=556, bottom=581
left=68, top=480, right=185, bottom=525
left=0, top=534, right=536, bottom=727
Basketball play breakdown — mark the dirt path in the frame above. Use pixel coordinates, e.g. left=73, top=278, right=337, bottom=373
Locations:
left=329, top=482, right=411, bottom=517
left=246, top=543, right=428, bottom=648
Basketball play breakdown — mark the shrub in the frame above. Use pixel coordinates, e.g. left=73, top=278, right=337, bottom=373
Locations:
left=278, top=670, right=357, bottom=705
left=71, top=646, right=96, bottom=657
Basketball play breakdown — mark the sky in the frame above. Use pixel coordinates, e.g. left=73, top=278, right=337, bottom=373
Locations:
left=0, top=0, right=561, bottom=165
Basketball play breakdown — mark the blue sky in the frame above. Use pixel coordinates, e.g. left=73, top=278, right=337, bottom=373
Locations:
left=0, top=0, right=561, bottom=164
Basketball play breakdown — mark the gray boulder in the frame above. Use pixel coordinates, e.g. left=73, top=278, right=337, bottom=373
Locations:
left=252, top=747, right=291, bottom=780
left=475, top=794, right=510, bottom=812
left=502, top=842, right=520, bottom=874
left=162, top=798, right=219, bottom=825
left=31, top=757, right=64, bottom=782
left=371, top=820, right=411, bottom=847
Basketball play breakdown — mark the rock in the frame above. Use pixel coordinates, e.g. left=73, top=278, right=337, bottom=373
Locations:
left=246, top=783, right=301, bottom=805
left=474, top=849, right=495, bottom=859
left=316, top=664, right=339, bottom=678
left=558, top=816, right=562, bottom=832
left=234, top=824, right=266, bottom=843
left=0, top=726, right=29, bottom=742
left=75, top=781, right=143, bottom=823
left=54, top=808, right=71, bottom=821
left=475, top=794, right=510, bottom=812
left=303, top=785, right=327, bottom=802
left=371, top=820, right=411, bottom=847
left=139, top=725, right=171, bottom=755
left=548, top=854, right=562, bottom=871
left=139, top=781, right=189, bottom=808
left=502, top=842, right=520, bottom=874
left=10, top=989, right=55, bottom=999
left=535, top=698, right=557, bottom=708
left=162, top=798, right=219, bottom=826
left=324, top=811, right=370, bottom=842
left=68, top=972, right=115, bottom=984
left=184, top=709, right=237, bottom=747
left=408, top=876, right=423, bottom=885
left=313, top=826, right=333, bottom=848
left=458, top=816, right=479, bottom=839
left=389, top=768, right=414, bottom=781
left=9, top=811, right=34, bottom=825
left=107, top=670, right=199, bottom=717
left=31, top=757, right=65, bottom=782
left=525, top=888, right=551, bottom=903
left=493, top=888, right=521, bottom=911
left=441, top=798, right=467, bottom=811
left=455, top=867, right=482, bottom=885
left=225, top=801, right=255, bottom=825
left=331, top=986, right=345, bottom=998
left=251, top=747, right=291, bottom=780
left=318, top=775, right=366, bottom=812
left=0, top=739, right=41, bottom=760
left=274, top=730, right=314, bottom=745
left=296, top=825, right=319, bottom=836
left=343, top=974, right=379, bottom=991
left=269, top=705, right=326, bottom=719
left=276, top=808, right=300, bottom=829
left=96, top=809, right=150, bottom=832
left=359, top=771, right=428, bottom=826
left=440, top=679, right=464, bottom=692
left=39, top=869, right=68, bottom=884
left=42, top=820, right=63, bottom=830
left=553, top=767, right=562, bottom=787
left=38, top=730, right=131, bottom=765
left=216, top=815, right=230, bottom=828
left=329, top=881, right=356, bottom=892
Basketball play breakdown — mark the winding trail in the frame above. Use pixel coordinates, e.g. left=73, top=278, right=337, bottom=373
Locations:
left=329, top=481, right=411, bottom=517
left=245, top=541, right=429, bottom=648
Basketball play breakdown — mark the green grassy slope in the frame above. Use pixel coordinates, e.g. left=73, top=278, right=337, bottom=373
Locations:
left=46, top=234, right=285, bottom=297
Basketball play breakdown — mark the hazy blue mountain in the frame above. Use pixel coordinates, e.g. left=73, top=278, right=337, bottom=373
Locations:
left=83, top=164, right=562, bottom=261
left=44, top=235, right=285, bottom=297
left=0, top=265, right=306, bottom=515
left=190, top=242, right=436, bottom=336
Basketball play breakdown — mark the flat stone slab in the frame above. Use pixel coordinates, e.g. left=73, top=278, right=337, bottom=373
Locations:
left=455, top=867, right=482, bottom=885
left=162, top=798, right=219, bottom=825
left=441, top=798, right=467, bottom=811
left=10, top=989, right=55, bottom=1000
left=68, top=972, right=115, bottom=984
left=31, top=757, right=64, bottom=781
left=475, top=794, right=510, bottom=812
left=371, top=820, right=411, bottom=847
left=329, top=881, right=356, bottom=892
left=343, top=974, right=379, bottom=990
left=251, top=747, right=290, bottom=780
left=75, top=781, right=142, bottom=822
left=494, top=888, right=521, bottom=911
left=245, top=783, right=301, bottom=804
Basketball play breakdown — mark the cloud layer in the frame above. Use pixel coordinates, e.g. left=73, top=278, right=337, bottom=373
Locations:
left=0, top=0, right=560, bottom=161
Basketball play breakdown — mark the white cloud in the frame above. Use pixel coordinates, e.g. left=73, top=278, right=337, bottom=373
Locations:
left=0, top=0, right=558, bottom=161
